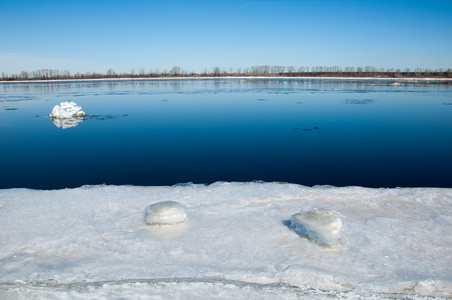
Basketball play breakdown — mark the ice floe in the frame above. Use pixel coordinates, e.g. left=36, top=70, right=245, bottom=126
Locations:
left=49, top=101, right=85, bottom=129
left=49, top=101, right=85, bottom=119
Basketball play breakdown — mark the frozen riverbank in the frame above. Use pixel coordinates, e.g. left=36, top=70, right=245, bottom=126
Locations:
left=1, top=182, right=451, bottom=299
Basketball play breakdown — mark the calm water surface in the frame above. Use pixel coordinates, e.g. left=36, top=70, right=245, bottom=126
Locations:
left=1, top=78, right=451, bottom=189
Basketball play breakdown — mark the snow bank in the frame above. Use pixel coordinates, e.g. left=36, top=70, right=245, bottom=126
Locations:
left=145, top=201, right=188, bottom=225
left=49, top=101, right=85, bottom=119
left=290, top=208, right=342, bottom=246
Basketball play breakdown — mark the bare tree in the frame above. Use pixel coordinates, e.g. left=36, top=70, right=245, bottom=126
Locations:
left=287, top=66, right=295, bottom=74
left=212, top=66, right=221, bottom=76
left=271, top=65, right=285, bottom=75
left=364, top=66, right=376, bottom=73
left=170, top=66, right=181, bottom=76
left=20, top=71, right=29, bottom=79
left=414, top=68, right=423, bottom=77
left=107, top=68, right=115, bottom=77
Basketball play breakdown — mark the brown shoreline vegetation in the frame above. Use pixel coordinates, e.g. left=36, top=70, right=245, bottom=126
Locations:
left=1, top=65, right=452, bottom=82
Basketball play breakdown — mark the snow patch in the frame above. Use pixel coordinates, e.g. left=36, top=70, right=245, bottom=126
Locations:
left=290, top=208, right=342, bottom=246
left=145, top=201, right=188, bottom=225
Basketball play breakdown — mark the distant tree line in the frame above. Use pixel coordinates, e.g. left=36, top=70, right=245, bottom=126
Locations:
left=1, top=65, right=452, bottom=81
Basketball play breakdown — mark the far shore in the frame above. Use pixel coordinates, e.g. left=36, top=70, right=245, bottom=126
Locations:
left=2, top=75, right=452, bottom=84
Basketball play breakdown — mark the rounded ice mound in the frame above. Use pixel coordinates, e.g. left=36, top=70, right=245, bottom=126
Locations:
left=145, top=201, right=188, bottom=226
left=290, top=208, right=342, bottom=246
left=49, top=101, right=85, bottom=119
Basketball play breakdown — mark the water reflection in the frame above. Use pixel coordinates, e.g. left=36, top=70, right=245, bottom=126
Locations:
left=2, top=78, right=450, bottom=101
left=50, top=117, right=84, bottom=129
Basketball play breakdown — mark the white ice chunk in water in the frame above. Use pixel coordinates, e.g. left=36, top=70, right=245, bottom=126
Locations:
left=145, top=201, right=188, bottom=225
left=290, top=208, right=342, bottom=246
left=49, top=101, right=85, bottom=119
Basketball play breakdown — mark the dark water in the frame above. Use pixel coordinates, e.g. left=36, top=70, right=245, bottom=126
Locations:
left=1, top=78, right=451, bottom=189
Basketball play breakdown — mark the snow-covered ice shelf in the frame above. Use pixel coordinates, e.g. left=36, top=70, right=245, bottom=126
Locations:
left=1, top=182, right=451, bottom=299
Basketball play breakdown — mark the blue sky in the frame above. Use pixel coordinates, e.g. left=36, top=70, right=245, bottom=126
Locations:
left=1, top=0, right=451, bottom=75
